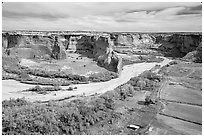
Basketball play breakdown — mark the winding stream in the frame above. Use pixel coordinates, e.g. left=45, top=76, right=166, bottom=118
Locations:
left=2, top=57, right=172, bottom=102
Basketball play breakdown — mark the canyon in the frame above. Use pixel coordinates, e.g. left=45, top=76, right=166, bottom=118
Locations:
left=2, top=30, right=202, bottom=135
left=2, top=31, right=202, bottom=73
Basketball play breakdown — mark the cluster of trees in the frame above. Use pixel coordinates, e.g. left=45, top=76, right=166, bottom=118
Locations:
left=122, top=58, right=143, bottom=66
left=3, top=58, right=118, bottom=84
left=88, top=72, right=118, bottom=82
left=2, top=95, right=117, bottom=135
left=122, top=55, right=164, bottom=67
left=2, top=69, right=162, bottom=135
left=128, top=70, right=162, bottom=91
left=21, top=85, right=62, bottom=95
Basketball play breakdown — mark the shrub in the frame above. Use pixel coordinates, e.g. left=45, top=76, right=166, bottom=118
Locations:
left=139, top=70, right=161, bottom=82
left=2, top=98, right=29, bottom=108
left=169, top=60, right=178, bottom=65
left=20, top=72, right=31, bottom=81
left=2, top=94, right=118, bottom=135
left=122, top=58, right=143, bottom=66
left=112, top=84, right=135, bottom=100
left=88, top=72, right=118, bottom=82
left=128, top=77, right=140, bottom=87
left=21, top=85, right=62, bottom=95
left=128, top=70, right=161, bottom=91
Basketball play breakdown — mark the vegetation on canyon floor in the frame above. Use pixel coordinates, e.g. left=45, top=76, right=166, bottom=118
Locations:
left=2, top=55, right=118, bottom=85
left=2, top=70, right=162, bottom=135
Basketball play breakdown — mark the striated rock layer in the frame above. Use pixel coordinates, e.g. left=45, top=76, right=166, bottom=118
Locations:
left=2, top=31, right=202, bottom=73
left=2, top=32, right=123, bottom=73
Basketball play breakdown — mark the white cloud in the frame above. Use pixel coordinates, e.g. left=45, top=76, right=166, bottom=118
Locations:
left=2, top=2, right=202, bottom=32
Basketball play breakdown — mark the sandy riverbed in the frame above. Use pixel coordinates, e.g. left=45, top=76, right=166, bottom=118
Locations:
left=2, top=57, right=172, bottom=102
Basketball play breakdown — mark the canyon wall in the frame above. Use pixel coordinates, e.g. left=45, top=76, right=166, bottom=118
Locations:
left=111, top=32, right=201, bottom=58
left=2, top=32, right=123, bottom=73
left=2, top=31, right=202, bottom=73
left=111, top=33, right=155, bottom=48
left=155, top=33, right=202, bottom=57
left=64, top=35, right=122, bottom=73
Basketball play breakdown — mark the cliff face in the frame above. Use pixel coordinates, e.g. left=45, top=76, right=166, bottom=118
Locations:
left=111, top=32, right=201, bottom=58
left=2, top=32, right=123, bottom=73
left=2, top=34, right=67, bottom=60
left=157, top=34, right=202, bottom=57
left=65, top=35, right=122, bottom=73
left=2, top=31, right=202, bottom=73
left=51, top=36, right=66, bottom=60
left=112, top=33, right=155, bottom=48
left=94, top=37, right=122, bottom=73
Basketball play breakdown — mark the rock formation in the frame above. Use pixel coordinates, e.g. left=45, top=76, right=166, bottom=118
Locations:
left=111, top=33, right=155, bottom=48
left=51, top=36, right=66, bottom=60
left=157, top=33, right=202, bottom=57
left=94, top=36, right=122, bottom=73
left=65, top=35, right=122, bottom=73
left=2, top=31, right=202, bottom=73
left=2, top=32, right=123, bottom=73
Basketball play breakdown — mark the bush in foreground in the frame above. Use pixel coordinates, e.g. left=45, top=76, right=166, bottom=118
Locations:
left=2, top=69, right=162, bottom=135
left=2, top=95, right=116, bottom=135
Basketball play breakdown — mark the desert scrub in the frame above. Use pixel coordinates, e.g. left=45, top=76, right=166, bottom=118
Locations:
left=122, top=58, right=144, bottom=66
left=3, top=58, right=88, bottom=83
left=128, top=70, right=161, bottom=91
left=2, top=56, right=20, bottom=69
left=21, top=66, right=88, bottom=82
left=2, top=95, right=117, bottom=135
left=2, top=98, right=29, bottom=108
left=20, top=76, right=71, bottom=86
left=114, top=84, right=135, bottom=100
left=3, top=56, right=117, bottom=83
left=139, top=70, right=162, bottom=82
left=19, top=72, right=32, bottom=81
left=88, top=71, right=118, bottom=82
left=20, top=85, right=62, bottom=95
left=121, top=55, right=164, bottom=67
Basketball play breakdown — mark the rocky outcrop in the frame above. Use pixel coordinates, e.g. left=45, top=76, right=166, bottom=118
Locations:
left=51, top=36, right=66, bottom=60
left=2, top=31, right=201, bottom=73
left=2, top=32, right=123, bottom=73
left=110, top=32, right=201, bottom=58
left=94, top=36, right=122, bottom=73
left=2, top=34, right=66, bottom=60
left=183, top=42, right=202, bottom=63
left=157, top=34, right=202, bottom=57
left=111, top=33, right=155, bottom=48
left=65, top=35, right=122, bottom=73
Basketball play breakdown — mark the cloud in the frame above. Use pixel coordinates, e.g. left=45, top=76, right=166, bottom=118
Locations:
left=3, top=10, right=68, bottom=21
left=177, top=5, right=202, bottom=15
left=114, top=7, right=187, bottom=22
left=2, top=2, right=69, bottom=20
left=2, top=2, right=202, bottom=32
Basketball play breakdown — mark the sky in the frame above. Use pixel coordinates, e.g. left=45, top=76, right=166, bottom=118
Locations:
left=2, top=2, right=202, bottom=32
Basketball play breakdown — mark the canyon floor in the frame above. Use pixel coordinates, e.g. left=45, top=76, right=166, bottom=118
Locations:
left=2, top=55, right=170, bottom=102
left=149, top=61, right=202, bottom=135
left=2, top=52, right=202, bottom=135
left=20, top=51, right=109, bottom=76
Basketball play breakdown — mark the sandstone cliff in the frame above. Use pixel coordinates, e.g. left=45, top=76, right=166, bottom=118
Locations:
left=2, top=31, right=202, bottom=74
left=110, top=32, right=201, bottom=59
left=111, top=33, right=155, bottom=48
left=2, top=32, right=123, bottom=73
left=65, top=35, right=122, bottom=73
left=156, top=33, right=202, bottom=57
